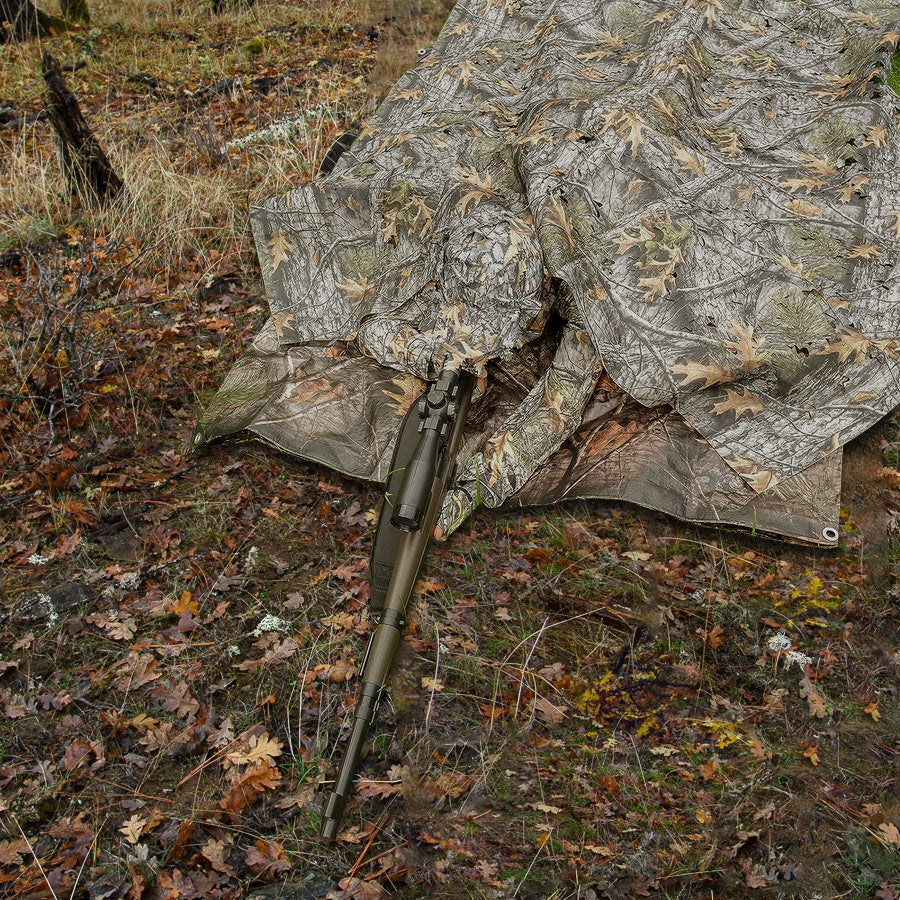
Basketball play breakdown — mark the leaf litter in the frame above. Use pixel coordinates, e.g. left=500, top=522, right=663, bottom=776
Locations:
left=0, top=1, right=899, bottom=899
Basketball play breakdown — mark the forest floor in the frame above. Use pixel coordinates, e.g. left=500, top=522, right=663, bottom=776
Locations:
left=1, top=2, right=899, bottom=899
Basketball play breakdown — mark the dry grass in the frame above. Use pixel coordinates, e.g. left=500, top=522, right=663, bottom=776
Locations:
left=0, top=0, right=388, bottom=272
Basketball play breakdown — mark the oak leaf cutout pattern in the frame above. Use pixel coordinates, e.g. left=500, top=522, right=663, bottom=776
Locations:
left=725, top=320, right=764, bottom=371
left=383, top=373, right=424, bottom=415
left=780, top=175, right=825, bottom=194
left=712, top=387, right=764, bottom=420
left=336, top=276, right=376, bottom=305
left=822, top=329, right=875, bottom=364
left=835, top=176, right=869, bottom=203
left=673, top=145, right=706, bottom=175
left=785, top=199, right=824, bottom=217
left=670, top=357, right=732, bottom=390
left=266, top=230, right=294, bottom=271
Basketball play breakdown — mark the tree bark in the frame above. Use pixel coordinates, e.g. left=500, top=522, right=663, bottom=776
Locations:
left=0, top=0, right=60, bottom=40
left=59, top=0, right=88, bottom=24
left=41, top=52, right=123, bottom=205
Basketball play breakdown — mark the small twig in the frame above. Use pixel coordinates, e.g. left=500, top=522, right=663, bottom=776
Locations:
left=611, top=625, right=646, bottom=675
left=515, top=616, right=548, bottom=719
left=358, top=841, right=408, bottom=871
left=175, top=725, right=259, bottom=787
left=67, top=825, right=98, bottom=900
left=294, top=652, right=314, bottom=757
left=8, top=810, right=59, bottom=900
left=110, top=338, right=139, bottom=437
left=344, top=813, right=389, bottom=880
left=424, top=624, right=441, bottom=733
left=90, top=778, right=176, bottom=803
left=512, top=827, right=552, bottom=897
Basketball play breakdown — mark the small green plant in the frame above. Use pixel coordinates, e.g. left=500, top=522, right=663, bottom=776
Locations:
left=888, top=49, right=900, bottom=96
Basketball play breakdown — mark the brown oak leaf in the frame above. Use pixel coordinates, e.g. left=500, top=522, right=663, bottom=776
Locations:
left=200, top=838, right=234, bottom=875
left=64, top=738, right=94, bottom=774
left=0, top=839, right=27, bottom=867
left=219, top=761, right=281, bottom=820
left=799, top=676, right=828, bottom=718
left=244, top=839, right=291, bottom=878
left=151, top=680, right=200, bottom=718
left=711, top=386, right=763, bottom=420
left=356, top=778, right=404, bottom=800
left=266, top=230, right=294, bottom=270
left=226, top=731, right=283, bottom=768
left=119, top=814, right=148, bottom=845
left=337, top=877, right=388, bottom=899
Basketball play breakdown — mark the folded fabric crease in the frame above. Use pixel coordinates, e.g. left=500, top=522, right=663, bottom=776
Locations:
left=197, top=0, right=900, bottom=545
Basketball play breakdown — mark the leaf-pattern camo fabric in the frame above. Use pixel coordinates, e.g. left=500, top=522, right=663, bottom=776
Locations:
left=196, top=0, right=900, bottom=545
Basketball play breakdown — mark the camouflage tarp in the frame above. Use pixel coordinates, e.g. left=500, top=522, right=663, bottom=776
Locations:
left=195, top=0, right=900, bottom=545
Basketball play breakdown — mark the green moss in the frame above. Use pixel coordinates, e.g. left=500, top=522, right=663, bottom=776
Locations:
left=243, top=37, right=266, bottom=54
left=888, top=49, right=900, bottom=96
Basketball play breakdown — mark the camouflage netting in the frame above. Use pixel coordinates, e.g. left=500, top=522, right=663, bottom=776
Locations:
left=195, top=0, right=900, bottom=545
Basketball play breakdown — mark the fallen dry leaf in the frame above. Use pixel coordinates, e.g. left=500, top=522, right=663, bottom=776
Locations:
left=151, top=680, right=200, bottom=718
left=699, top=624, right=724, bottom=649
left=200, top=838, right=234, bottom=875
left=799, top=676, right=828, bottom=718
left=533, top=802, right=562, bottom=814
left=355, top=778, right=403, bottom=800
left=864, top=701, right=881, bottom=721
left=226, top=731, right=283, bottom=767
left=878, top=821, right=900, bottom=848
left=244, top=839, right=291, bottom=877
left=63, top=738, right=94, bottom=774
left=220, top=761, right=282, bottom=820
left=119, top=814, right=148, bottom=845
left=533, top=695, right=565, bottom=725
left=336, top=877, right=388, bottom=900
left=0, top=839, right=27, bottom=867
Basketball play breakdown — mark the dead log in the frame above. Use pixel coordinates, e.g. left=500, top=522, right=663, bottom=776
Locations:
left=41, top=51, right=122, bottom=205
left=0, top=0, right=63, bottom=41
